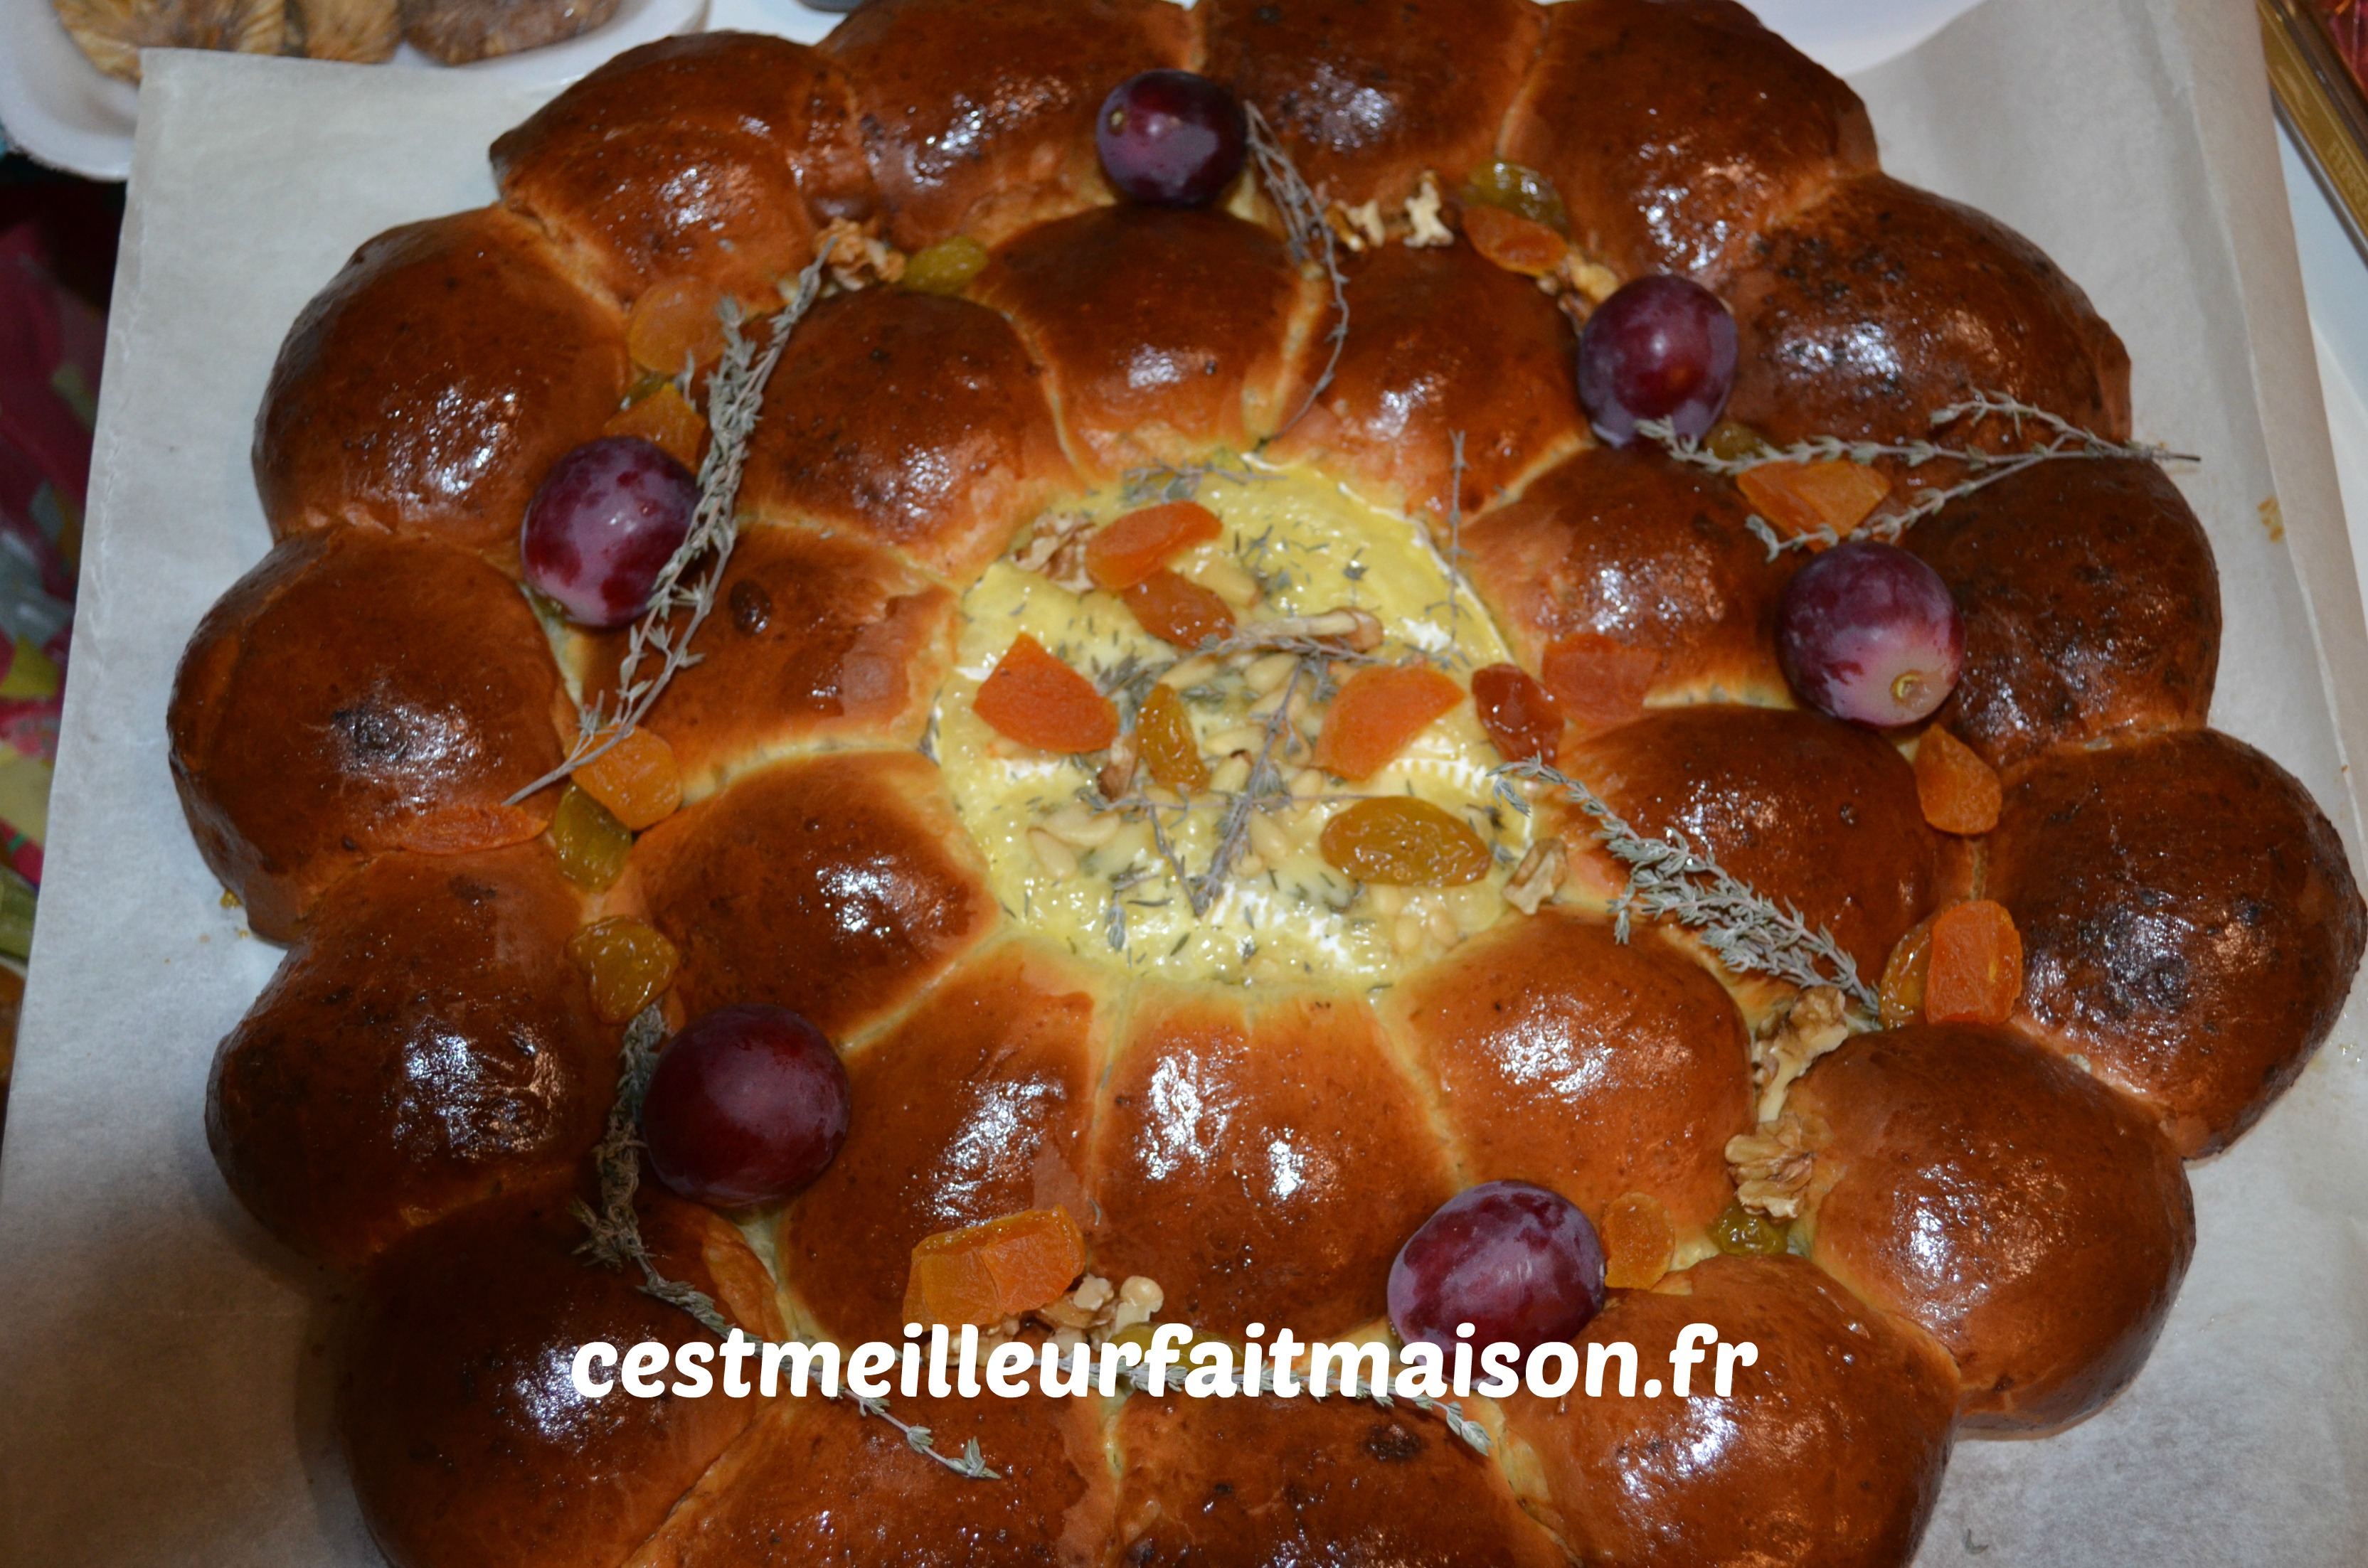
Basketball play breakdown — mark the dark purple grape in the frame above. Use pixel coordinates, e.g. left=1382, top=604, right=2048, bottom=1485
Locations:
left=1576, top=275, right=1739, bottom=446
left=640, top=1005, right=850, bottom=1207
left=1388, top=1180, right=1605, bottom=1355
left=520, top=435, right=697, bottom=629
left=1097, top=70, right=1248, bottom=208
left=1778, top=539, right=1965, bottom=727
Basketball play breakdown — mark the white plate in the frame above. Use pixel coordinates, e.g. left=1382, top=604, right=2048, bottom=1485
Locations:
left=0, top=0, right=709, bottom=181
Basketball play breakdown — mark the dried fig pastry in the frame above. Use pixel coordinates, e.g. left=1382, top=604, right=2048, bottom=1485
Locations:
left=1500, top=0, right=1879, bottom=284
left=1906, top=457, right=2219, bottom=769
left=1268, top=240, right=1586, bottom=518
left=290, top=0, right=396, bottom=61
left=1725, top=174, right=2132, bottom=447
left=1087, top=986, right=1454, bottom=1341
left=1389, top=910, right=1753, bottom=1242
left=53, top=0, right=282, bottom=82
left=1200, top=0, right=1548, bottom=210
left=631, top=1390, right=1113, bottom=1567
left=1502, top=1254, right=1958, bottom=1568
left=167, top=528, right=570, bottom=943
left=400, top=0, right=612, bottom=65
left=1561, top=703, right=1940, bottom=981
left=1982, top=727, right=2367, bottom=1156
left=627, top=751, right=999, bottom=1040
left=492, top=33, right=853, bottom=303
left=740, top=289, right=1078, bottom=582
left=207, top=843, right=609, bottom=1271
left=1462, top=442, right=1796, bottom=706
left=253, top=207, right=628, bottom=559
left=1788, top=1023, right=2194, bottom=1431
left=977, top=205, right=1312, bottom=478
left=1115, top=1389, right=1568, bottom=1568
left=580, top=522, right=954, bottom=801
left=778, top=942, right=1105, bottom=1345
left=824, top=0, right=1196, bottom=250
left=341, top=1187, right=779, bottom=1568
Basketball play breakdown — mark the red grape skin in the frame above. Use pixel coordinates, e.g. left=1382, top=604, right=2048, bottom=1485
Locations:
left=1389, top=1180, right=1606, bottom=1355
left=1778, top=540, right=1965, bottom=726
left=519, top=435, right=696, bottom=629
left=1576, top=275, right=1738, bottom=447
left=1097, top=70, right=1248, bottom=208
left=640, top=1005, right=851, bottom=1207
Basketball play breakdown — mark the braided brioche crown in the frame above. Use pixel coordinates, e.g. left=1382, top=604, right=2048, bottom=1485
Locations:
left=166, top=4, right=2367, bottom=1566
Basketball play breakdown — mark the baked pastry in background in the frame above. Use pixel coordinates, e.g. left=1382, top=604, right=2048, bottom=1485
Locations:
left=58, top=0, right=607, bottom=80
left=167, top=6, right=2366, bottom=1567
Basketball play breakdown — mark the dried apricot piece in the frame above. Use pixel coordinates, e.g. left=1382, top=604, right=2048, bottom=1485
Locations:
left=1924, top=900, right=2024, bottom=1025
left=1320, top=797, right=1492, bottom=886
left=627, top=275, right=736, bottom=379
left=602, top=382, right=708, bottom=471
left=1879, top=914, right=1936, bottom=1028
left=975, top=634, right=1119, bottom=752
left=902, top=235, right=990, bottom=297
left=1312, top=665, right=1464, bottom=780
left=547, top=784, right=634, bottom=890
left=1085, top=501, right=1223, bottom=592
left=1913, top=725, right=2002, bottom=836
left=566, top=917, right=681, bottom=1023
left=398, top=804, right=547, bottom=855
left=903, top=1207, right=1087, bottom=1328
left=1472, top=662, right=1562, bottom=764
left=574, top=726, right=683, bottom=831
left=1463, top=202, right=1568, bottom=277
left=1135, top=683, right=1207, bottom=794
left=1539, top=634, right=1660, bottom=736
left=1737, top=459, right=1892, bottom=540
left=1122, top=568, right=1236, bottom=651
left=1601, top=1192, right=1677, bottom=1290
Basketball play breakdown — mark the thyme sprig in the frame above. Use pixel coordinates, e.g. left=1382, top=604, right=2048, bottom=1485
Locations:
left=1246, top=103, right=1348, bottom=432
left=1494, top=759, right=1875, bottom=1010
left=1187, top=658, right=1309, bottom=916
left=1120, top=457, right=1266, bottom=508
left=1639, top=393, right=2195, bottom=559
left=853, top=1397, right=1001, bottom=1480
left=510, top=255, right=830, bottom=804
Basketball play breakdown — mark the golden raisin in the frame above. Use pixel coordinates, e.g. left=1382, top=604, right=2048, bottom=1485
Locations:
left=566, top=917, right=681, bottom=1024
left=1320, top=797, right=1492, bottom=886
left=1878, top=914, right=1936, bottom=1028
left=1601, top=1193, right=1676, bottom=1290
left=547, top=784, right=634, bottom=890
left=627, top=276, right=736, bottom=379
left=1712, top=1200, right=1788, bottom=1257
left=902, top=235, right=991, bottom=296
left=1135, top=683, right=1208, bottom=794
left=1462, top=160, right=1568, bottom=233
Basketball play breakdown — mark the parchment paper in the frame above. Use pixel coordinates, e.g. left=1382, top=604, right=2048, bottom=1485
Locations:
left=4, top=1, right=2366, bottom=1561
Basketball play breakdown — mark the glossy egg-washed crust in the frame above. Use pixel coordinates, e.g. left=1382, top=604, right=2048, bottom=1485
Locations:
left=169, top=6, right=2365, bottom=1568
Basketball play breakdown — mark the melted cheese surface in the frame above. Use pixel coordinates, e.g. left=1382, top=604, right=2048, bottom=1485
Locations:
left=935, top=461, right=1531, bottom=988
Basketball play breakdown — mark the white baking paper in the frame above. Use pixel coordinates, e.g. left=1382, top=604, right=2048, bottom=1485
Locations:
left=4, top=1, right=2367, bottom=1561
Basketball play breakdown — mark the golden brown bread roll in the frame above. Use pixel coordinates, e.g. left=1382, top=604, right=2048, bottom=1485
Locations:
left=1500, top=0, right=1879, bottom=283
left=167, top=528, right=568, bottom=943
left=253, top=207, right=627, bottom=560
left=206, top=843, right=607, bottom=1272
left=778, top=942, right=1106, bottom=1346
left=1088, top=987, right=1454, bottom=1341
left=1788, top=1023, right=2194, bottom=1432
left=823, top=0, right=1195, bottom=250
left=491, top=33, right=846, bottom=304
left=627, top=751, right=999, bottom=1040
left=630, top=1390, right=1114, bottom=1567
left=1268, top=239, right=1586, bottom=518
left=978, top=205, right=1314, bottom=477
left=1462, top=442, right=1796, bottom=705
left=1200, top=0, right=1548, bottom=211
left=1560, top=703, right=1939, bottom=981
left=1978, top=728, right=2366, bottom=1156
left=1905, top=458, right=2219, bottom=769
left=739, top=288, right=1076, bottom=582
left=1725, top=174, right=2132, bottom=447
left=1389, top=910, right=1752, bottom=1239
left=582, top=522, right=954, bottom=801
left=342, top=1186, right=780, bottom=1568
left=1500, top=1254, right=1958, bottom=1568
left=1114, top=1389, right=1567, bottom=1567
